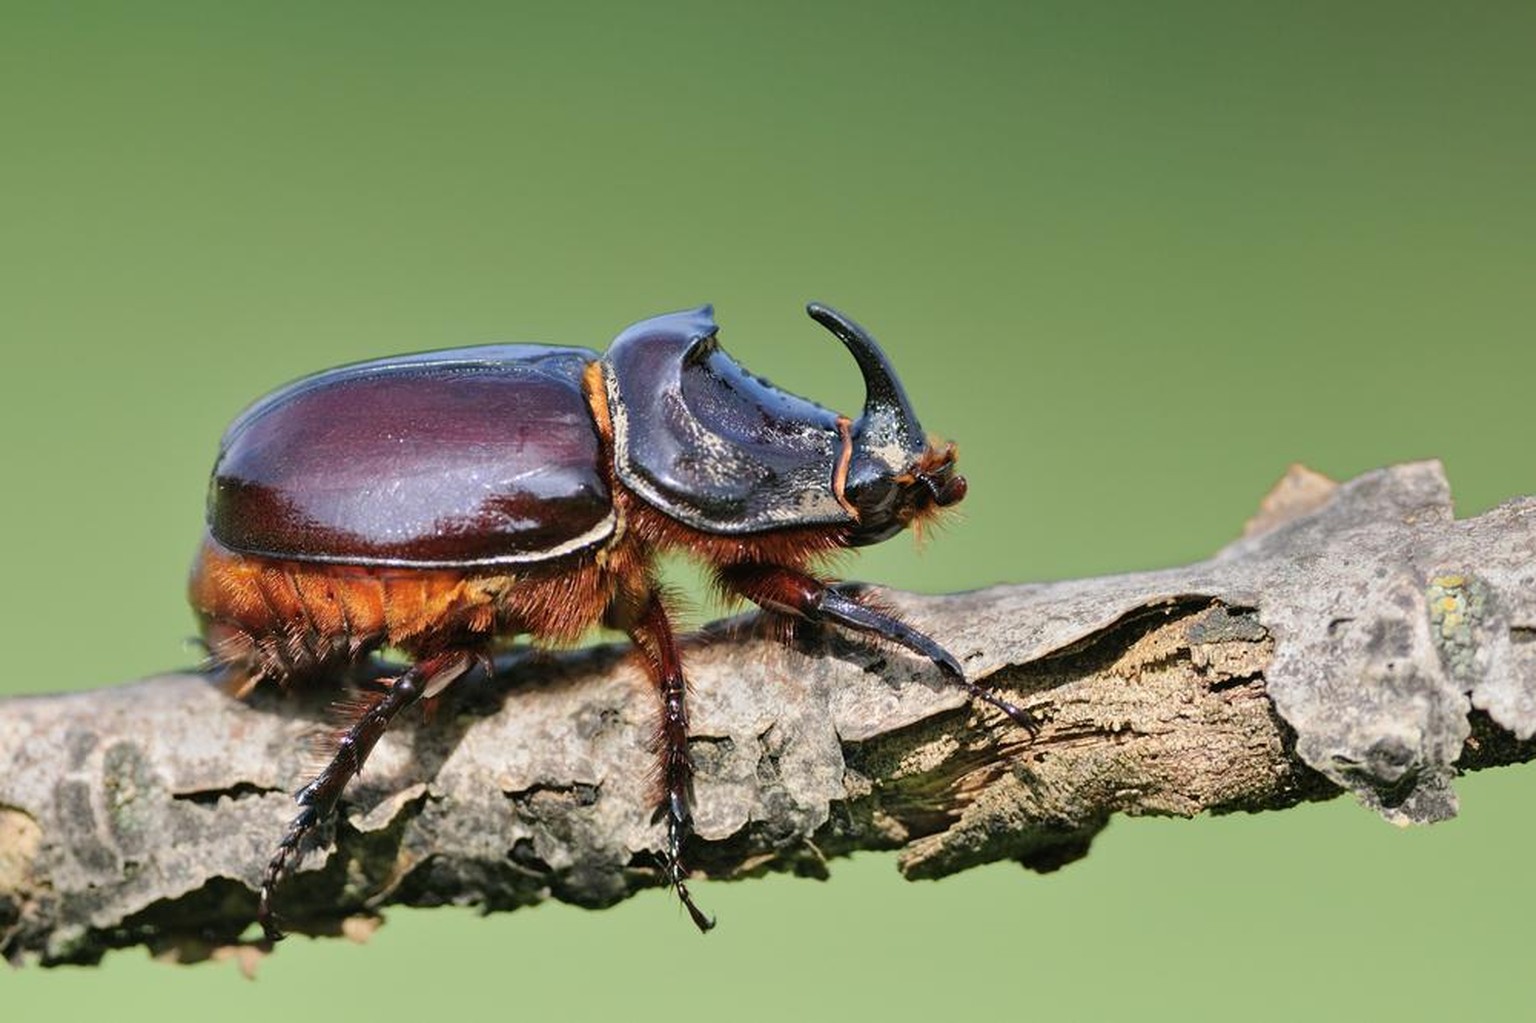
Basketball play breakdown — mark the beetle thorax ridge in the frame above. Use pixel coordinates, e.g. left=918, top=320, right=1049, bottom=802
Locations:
left=598, top=307, right=856, bottom=537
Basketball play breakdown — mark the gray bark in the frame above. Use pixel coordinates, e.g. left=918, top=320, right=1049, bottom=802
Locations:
left=3, top=461, right=1534, bottom=967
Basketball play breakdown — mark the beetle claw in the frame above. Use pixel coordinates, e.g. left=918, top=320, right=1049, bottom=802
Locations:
left=986, top=693, right=1039, bottom=735
left=661, top=850, right=717, bottom=934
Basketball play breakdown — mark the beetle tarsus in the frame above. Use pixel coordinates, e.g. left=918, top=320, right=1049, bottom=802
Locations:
left=258, top=799, right=327, bottom=941
left=666, top=816, right=717, bottom=933
left=721, top=564, right=1035, bottom=732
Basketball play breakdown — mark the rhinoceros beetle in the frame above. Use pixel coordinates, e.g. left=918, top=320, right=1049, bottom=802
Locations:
left=189, top=302, right=1028, bottom=940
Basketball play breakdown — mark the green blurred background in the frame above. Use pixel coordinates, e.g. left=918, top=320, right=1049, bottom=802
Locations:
left=4, top=0, right=1532, bottom=1015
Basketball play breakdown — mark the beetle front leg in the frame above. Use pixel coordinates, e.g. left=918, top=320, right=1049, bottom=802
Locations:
left=718, top=564, right=1034, bottom=730
left=258, top=649, right=473, bottom=942
left=609, top=590, right=715, bottom=933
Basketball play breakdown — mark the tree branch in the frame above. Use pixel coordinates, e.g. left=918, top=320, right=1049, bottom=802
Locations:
left=4, top=461, right=1534, bottom=967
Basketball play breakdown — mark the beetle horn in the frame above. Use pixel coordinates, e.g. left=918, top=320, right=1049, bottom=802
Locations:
left=806, top=302, right=925, bottom=461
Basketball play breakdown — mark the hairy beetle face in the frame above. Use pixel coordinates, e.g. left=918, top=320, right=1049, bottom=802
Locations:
left=845, top=442, right=966, bottom=546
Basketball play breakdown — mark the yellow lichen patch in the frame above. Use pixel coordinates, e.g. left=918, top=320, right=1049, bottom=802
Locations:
left=0, top=806, right=42, bottom=899
left=1426, top=572, right=1488, bottom=689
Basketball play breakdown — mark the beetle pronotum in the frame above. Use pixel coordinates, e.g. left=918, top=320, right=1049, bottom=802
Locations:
left=189, top=303, right=1029, bottom=939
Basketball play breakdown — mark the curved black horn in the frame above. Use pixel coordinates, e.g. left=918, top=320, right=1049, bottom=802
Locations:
left=806, top=302, right=925, bottom=458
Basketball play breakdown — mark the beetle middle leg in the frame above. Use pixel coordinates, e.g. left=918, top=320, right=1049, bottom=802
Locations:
left=258, top=648, right=473, bottom=941
left=718, top=563, right=1035, bottom=730
left=608, top=589, right=715, bottom=933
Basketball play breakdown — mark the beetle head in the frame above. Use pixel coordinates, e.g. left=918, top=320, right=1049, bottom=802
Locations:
left=807, top=303, right=967, bottom=546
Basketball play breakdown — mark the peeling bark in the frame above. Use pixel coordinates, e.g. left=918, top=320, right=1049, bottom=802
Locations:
left=3, top=461, right=1534, bottom=967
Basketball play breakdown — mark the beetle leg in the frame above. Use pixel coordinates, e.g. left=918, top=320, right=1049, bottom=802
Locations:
left=611, top=591, right=716, bottom=933
left=718, top=564, right=1035, bottom=731
left=258, top=649, right=472, bottom=942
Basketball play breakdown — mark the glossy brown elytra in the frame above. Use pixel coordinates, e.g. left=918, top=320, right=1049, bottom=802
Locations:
left=188, top=302, right=1029, bottom=940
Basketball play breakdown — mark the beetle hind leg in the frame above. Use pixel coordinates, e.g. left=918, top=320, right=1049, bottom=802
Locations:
left=257, top=649, right=473, bottom=941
